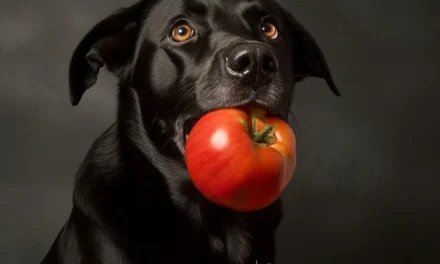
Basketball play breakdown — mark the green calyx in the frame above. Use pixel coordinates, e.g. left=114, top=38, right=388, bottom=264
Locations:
left=251, top=117, right=276, bottom=146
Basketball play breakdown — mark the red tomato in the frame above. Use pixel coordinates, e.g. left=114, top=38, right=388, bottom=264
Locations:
left=184, top=105, right=297, bottom=212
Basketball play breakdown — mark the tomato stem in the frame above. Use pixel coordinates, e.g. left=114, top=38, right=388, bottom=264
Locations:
left=252, top=117, right=276, bottom=145
left=251, top=117, right=257, bottom=136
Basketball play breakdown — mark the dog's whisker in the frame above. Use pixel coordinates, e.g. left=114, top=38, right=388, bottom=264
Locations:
left=291, top=98, right=310, bottom=122
left=288, top=107, right=304, bottom=137
left=151, top=115, right=158, bottom=127
left=181, top=97, right=198, bottom=113
left=292, top=73, right=315, bottom=78
left=161, top=136, right=176, bottom=151
left=173, top=83, right=197, bottom=113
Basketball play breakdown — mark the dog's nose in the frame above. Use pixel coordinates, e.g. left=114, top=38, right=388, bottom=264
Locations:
left=225, top=43, right=278, bottom=88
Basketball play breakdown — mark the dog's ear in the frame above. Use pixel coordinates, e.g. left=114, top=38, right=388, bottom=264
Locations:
left=68, top=1, right=145, bottom=106
left=282, top=9, right=341, bottom=96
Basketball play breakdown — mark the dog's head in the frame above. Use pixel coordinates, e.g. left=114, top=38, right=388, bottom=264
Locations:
left=69, top=0, right=339, bottom=158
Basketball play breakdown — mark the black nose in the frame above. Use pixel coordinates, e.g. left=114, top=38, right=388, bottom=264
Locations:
left=225, top=43, right=278, bottom=88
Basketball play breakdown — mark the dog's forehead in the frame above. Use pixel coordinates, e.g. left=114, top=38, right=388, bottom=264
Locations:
left=151, top=0, right=267, bottom=12
left=193, top=0, right=264, bottom=10
left=145, top=0, right=277, bottom=32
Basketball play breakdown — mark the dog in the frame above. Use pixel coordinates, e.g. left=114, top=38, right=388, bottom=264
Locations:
left=41, top=0, right=340, bottom=263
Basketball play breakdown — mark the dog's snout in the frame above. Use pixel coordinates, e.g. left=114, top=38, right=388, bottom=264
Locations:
left=225, top=43, right=278, bottom=88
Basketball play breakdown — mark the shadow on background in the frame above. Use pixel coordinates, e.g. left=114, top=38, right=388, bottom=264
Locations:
left=0, top=0, right=439, bottom=263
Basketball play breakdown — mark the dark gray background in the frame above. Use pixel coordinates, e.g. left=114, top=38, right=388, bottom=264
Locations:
left=1, top=0, right=439, bottom=263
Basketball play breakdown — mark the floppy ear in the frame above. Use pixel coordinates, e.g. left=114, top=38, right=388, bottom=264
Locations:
left=283, top=10, right=341, bottom=96
left=68, top=1, right=145, bottom=106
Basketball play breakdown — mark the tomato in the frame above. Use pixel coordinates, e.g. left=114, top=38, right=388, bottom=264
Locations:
left=184, top=105, right=297, bottom=212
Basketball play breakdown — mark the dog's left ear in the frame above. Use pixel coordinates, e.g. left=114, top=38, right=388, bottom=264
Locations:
left=68, top=1, right=145, bottom=106
left=282, top=9, right=341, bottom=96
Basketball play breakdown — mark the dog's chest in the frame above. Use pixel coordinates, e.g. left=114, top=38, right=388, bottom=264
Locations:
left=209, top=229, right=251, bottom=264
left=168, top=227, right=272, bottom=264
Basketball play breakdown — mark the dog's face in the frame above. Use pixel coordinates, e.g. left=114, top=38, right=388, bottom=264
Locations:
left=69, top=0, right=339, bottom=158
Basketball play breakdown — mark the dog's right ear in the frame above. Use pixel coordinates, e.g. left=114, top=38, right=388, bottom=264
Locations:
left=281, top=8, right=341, bottom=97
left=68, top=1, right=145, bottom=106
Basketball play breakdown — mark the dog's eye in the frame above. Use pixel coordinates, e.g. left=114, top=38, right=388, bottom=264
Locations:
left=171, top=24, right=194, bottom=42
left=261, top=22, right=279, bottom=40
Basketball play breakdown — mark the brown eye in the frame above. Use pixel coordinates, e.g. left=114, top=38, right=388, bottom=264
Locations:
left=262, top=22, right=279, bottom=39
left=171, top=24, right=194, bottom=42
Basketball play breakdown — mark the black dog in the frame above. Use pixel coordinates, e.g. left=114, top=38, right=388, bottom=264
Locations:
left=41, top=0, right=339, bottom=263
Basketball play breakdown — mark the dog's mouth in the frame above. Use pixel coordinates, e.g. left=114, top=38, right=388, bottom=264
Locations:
left=183, top=117, right=201, bottom=142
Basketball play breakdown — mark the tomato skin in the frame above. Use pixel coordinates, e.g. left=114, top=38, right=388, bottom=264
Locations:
left=184, top=106, right=296, bottom=212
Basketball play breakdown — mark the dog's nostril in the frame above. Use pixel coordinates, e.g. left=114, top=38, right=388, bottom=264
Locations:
left=262, top=59, right=274, bottom=73
left=262, top=56, right=277, bottom=74
left=227, top=54, right=251, bottom=74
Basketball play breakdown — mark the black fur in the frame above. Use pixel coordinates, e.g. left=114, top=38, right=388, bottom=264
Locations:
left=42, top=0, right=339, bottom=263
